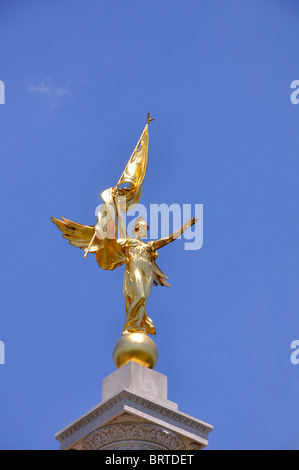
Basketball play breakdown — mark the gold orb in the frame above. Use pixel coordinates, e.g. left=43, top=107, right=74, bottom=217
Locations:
left=113, top=332, right=158, bottom=369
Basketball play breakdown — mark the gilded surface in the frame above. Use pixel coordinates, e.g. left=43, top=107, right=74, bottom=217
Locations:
left=51, top=115, right=198, bottom=336
left=113, top=332, right=158, bottom=369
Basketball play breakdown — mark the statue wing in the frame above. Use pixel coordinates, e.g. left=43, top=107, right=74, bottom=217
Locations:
left=51, top=216, right=100, bottom=253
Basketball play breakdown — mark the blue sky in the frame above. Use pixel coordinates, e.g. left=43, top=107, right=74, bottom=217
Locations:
left=0, top=0, right=298, bottom=450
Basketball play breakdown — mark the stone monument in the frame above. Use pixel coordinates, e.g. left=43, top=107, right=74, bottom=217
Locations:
left=55, top=361, right=213, bottom=450
left=52, top=115, right=213, bottom=450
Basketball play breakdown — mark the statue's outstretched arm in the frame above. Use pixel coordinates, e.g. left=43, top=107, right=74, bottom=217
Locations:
left=152, top=217, right=198, bottom=251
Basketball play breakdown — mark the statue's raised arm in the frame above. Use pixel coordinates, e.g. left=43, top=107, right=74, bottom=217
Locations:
left=152, top=217, right=198, bottom=251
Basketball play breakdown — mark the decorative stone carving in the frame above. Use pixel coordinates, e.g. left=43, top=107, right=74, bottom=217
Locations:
left=56, top=390, right=212, bottom=445
left=55, top=363, right=213, bottom=450
left=83, top=423, right=185, bottom=450
left=189, top=442, right=204, bottom=450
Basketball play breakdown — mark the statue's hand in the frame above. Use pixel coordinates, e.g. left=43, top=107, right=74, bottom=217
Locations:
left=187, top=216, right=199, bottom=227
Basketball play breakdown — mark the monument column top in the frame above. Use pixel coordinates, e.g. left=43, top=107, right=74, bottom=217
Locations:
left=55, top=361, right=213, bottom=450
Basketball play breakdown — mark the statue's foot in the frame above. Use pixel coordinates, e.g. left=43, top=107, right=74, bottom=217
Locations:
left=121, top=328, right=147, bottom=335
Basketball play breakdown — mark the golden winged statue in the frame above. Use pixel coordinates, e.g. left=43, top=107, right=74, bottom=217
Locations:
left=51, top=115, right=198, bottom=337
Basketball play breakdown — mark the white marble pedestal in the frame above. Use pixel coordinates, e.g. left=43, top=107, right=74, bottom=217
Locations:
left=55, top=361, right=213, bottom=450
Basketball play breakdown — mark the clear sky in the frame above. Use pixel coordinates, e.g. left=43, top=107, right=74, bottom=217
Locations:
left=0, top=0, right=298, bottom=450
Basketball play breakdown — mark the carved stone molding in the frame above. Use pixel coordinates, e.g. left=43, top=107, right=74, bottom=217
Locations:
left=56, top=390, right=212, bottom=444
left=83, top=423, right=185, bottom=450
left=189, top=442, right=204, bottom=450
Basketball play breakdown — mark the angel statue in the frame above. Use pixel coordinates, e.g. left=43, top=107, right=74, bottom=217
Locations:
left=51, top=115, right=198, bottom=339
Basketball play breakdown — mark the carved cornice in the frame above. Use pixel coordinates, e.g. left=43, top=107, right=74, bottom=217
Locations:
left=83, top=423, right=185, bottom=450
left=56, top=390, right=213, bottom=444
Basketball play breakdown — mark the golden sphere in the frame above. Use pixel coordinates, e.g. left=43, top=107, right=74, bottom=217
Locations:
left=113, top=333, right=158, bottom=369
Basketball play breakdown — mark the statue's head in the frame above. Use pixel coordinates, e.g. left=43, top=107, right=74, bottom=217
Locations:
left=132, top=216, right=149, bottom=239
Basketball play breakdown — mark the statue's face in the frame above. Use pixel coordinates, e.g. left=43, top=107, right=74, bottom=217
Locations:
left=136, top=224, right=148, bottom=239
